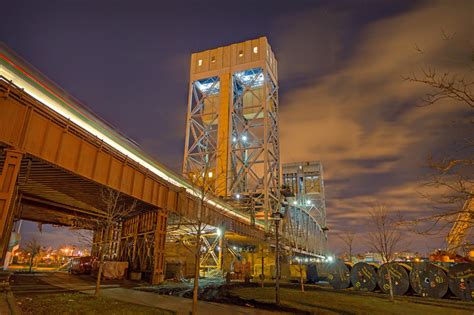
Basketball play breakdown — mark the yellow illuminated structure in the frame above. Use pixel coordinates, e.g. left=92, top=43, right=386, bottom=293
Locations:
left=183, top=37, right=280, bottom=230
left=446, top=198, right=473, bottom=254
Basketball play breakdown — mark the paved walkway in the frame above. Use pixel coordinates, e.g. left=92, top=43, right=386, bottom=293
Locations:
left=1, top=272, right=20, bottom=315
left=93, top=287, right=285, bottom=315
left=37, top=273, right=284, bottom=315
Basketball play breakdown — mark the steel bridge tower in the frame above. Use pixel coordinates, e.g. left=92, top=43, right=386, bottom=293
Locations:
left=183, top=37, right=280, bottom=230
left=282, top=161, right=328, bottom=254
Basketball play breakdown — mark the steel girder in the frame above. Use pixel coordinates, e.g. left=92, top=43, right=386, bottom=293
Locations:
left=283, top=204, right=327, bottom=256
left=183, top=77, right=220, bottom=190
left=230, top=68, right=280, bottom=230
left=183, top=67, right=281, bottom=232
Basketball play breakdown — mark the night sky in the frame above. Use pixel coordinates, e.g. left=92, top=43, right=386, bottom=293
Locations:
left=1, top=0, right=472, bottom=255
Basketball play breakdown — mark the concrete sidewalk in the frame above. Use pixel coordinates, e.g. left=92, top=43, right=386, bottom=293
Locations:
left=92, top=287, right=285, bottom=315
left=39, top=273, right=284, bottom=314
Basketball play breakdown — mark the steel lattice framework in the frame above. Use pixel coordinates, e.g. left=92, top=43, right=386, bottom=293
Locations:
left=183, top=76, right=220, bottom=189
left=229, top=67, right=280, bottom=228
left=183, top=37, right=281, bottom=231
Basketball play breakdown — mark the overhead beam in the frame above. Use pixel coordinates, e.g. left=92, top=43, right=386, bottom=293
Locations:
left=0, top=149, right=22, bottom=263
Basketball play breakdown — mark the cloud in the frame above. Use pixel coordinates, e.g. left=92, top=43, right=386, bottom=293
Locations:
left=277, top=0, right=472, bottom=253
left=20, top=221, right=92, bottom=249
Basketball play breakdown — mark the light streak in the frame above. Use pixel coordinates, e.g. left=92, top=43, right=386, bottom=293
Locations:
left=0, top=52, right=263, bottom=229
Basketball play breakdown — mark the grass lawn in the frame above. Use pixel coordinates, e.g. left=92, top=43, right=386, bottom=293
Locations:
left=230, top=286, right=474, bottom=315
left=16, top=292, right=175, bottom=315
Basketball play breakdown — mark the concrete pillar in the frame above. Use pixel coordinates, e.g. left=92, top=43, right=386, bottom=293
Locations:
left=152, top=210, right=167, bottom=284
left=0, top=150, right=23, bottom=265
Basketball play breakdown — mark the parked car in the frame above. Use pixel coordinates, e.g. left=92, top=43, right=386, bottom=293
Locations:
left=69, top=256, right=92, bottom=275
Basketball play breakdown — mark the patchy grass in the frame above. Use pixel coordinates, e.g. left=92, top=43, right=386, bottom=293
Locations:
left=16, top=292, right=174, bottom=315
left=230, top=286, right=474, bottom=315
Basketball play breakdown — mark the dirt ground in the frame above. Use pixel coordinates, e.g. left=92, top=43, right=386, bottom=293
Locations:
left=229, top=286, right=474, bottom=315
left=141, top=280, right=474, bottom=314
left=16, top=292, right=174, bottom=315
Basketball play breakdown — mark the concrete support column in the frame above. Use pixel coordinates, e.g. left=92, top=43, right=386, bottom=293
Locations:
left=152, top=210, right=167, bottom=284
left=0, top=150, right=23, bottom=265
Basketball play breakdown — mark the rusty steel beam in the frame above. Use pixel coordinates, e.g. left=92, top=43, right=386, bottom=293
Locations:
left=0, top=149, right=22, bottom=263
left=0, top=53, right=268, bottom=282
left=0, top=80, right=264, bottom=240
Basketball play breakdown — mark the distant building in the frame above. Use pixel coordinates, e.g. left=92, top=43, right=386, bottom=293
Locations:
left=361, top=252, right=383, bottom=264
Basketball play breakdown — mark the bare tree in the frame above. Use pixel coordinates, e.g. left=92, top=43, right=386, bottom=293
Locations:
left=93, top=187, right=137, bottom=296
left=172, top=162, right=216, bottom=315
left=24, top=238, right=41, bottom=273
left=190, top=180, right=209, bottom=315
left=404, top=68, right=473, bottom=108
left=403, top=35, right=473, bottom=242
left=337, top=232, right=356, bottom=262
left=367, top=205, right=404, bottom=302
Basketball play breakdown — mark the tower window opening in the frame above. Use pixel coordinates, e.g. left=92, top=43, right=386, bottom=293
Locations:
left=198, top=59, right=203, bottom=66
left=211, top=56, right=216, bottom=63
left=253, top=46, right=258, bottom=54
left=238, top=50, right=244, bottom=57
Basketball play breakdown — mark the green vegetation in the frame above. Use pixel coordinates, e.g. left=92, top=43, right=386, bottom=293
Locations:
left=16, top=292, right=175, bottom=315
left=230, top=287, right=474, bottom=315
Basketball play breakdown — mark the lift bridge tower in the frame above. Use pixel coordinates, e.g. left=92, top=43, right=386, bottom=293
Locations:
left=183, top=37, right=280, bottom=230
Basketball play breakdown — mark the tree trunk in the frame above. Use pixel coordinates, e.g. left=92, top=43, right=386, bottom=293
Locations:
left=275, top=220, right=280, bottom=306
left=300, top=265, right=305, bottom=292
left=387, top=268, right=395, bottom=302
left=192, top=227, right=201, bottom=315
left=95, top=259, right=104, bottom=296
left=28, top=256, right=33, bottom=273
left=95, top=236, right=106, bottom=296
left=261, top=248, right=265, bottom=288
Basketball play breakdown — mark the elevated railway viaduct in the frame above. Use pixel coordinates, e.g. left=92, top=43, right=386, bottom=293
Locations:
left=0, top=44, right=325, bottom=283
left=0, top=47, right=266, bottom=283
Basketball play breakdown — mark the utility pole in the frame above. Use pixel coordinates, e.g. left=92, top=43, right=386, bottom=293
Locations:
left=261, top=246, right=265, bottom=288
left=272, top=211, right=283, bottom=306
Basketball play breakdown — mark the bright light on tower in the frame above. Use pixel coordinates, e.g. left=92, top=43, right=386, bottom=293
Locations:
left=241, top=135, right=247, bottom=142
left=236, top=194, right=241, bottom=199
left=293, top=200, right=297, bottom=205
left=306, top=200, right=311, bottom=205
left=216, top=228, right=222, bottom=237
left=327, top=256, right=334, bottom=262
left=208, top=171, right=213, bottom=178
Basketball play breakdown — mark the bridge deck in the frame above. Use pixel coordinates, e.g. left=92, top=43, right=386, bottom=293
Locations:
left=0, top=48, right=265, bottom=239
